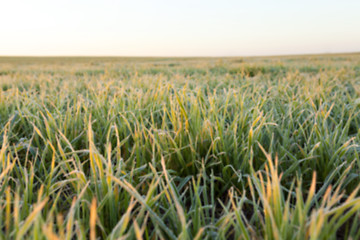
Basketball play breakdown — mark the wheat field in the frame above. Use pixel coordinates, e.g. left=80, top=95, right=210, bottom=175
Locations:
left=0, top=54, right=360, bottom=239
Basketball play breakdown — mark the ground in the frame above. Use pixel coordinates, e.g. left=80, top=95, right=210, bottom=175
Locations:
left=0, top=54, right=359, bottom=239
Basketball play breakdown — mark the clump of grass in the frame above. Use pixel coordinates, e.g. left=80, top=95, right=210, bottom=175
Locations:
left=0, top=55, right=359, bottom=239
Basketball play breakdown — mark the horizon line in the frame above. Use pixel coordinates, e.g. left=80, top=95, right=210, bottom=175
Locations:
left=1, top=51, right=360, bottom=59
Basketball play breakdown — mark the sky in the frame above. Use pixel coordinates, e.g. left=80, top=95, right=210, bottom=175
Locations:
left=0, top=0, right=360, bottom=56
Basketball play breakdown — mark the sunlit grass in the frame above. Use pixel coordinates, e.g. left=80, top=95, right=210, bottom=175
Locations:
left=0, top=54, right=359, bottom=239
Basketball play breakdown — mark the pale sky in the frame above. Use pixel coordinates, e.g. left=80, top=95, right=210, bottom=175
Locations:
left=1, top=0, right=359, bottom=56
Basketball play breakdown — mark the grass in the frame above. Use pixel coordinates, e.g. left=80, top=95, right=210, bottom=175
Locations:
left=0, top=54, right=359, bottom=239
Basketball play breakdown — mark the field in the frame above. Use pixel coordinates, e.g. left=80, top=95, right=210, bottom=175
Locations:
left=0, top=54, right=360, bottom=239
